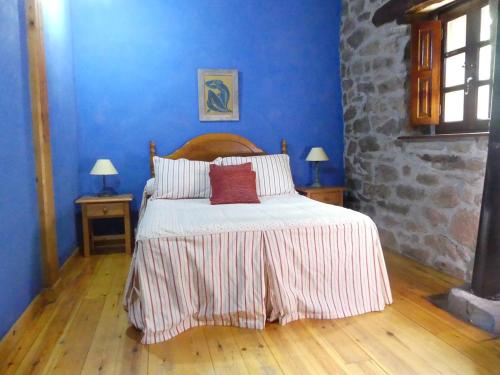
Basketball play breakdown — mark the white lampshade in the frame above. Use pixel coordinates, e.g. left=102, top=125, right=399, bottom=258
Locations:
left=90, top=159, right=118, bottom=175
left=306, top=147, right=329, bottom=162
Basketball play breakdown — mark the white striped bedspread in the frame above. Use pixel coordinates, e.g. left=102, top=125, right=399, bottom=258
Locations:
left=124, top=194, right=393, bottom=344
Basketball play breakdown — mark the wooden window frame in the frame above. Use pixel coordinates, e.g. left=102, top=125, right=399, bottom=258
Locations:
left=437, top=0, right=492, bottom=134
left=410, top=20, right=443, bottom=125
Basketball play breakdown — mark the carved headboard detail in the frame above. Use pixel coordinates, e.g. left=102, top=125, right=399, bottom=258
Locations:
left=149, top=133, right=287, bottom=177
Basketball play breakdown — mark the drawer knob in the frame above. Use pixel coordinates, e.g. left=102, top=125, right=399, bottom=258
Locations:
left=102, top=207, right=108, bottom=214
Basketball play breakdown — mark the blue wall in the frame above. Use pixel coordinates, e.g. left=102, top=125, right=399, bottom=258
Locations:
left=0, top=0, right=344, bottom=338
left=0, top=0, right=43, bottom=338
left=70, top=0, right=345, bottom=207
left=0, top=0, right=79, bottom=339
left=44, top=0, right=80, bottom=264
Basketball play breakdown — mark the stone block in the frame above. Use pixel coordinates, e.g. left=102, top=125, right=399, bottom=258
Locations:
left=372, top=56, right=394, bottom=70
left=433, top=258, right=466, bottom=280
left=405, top=220, right=426, bottom=232
left=358, top=12, right=371, bottom=22
left=369, top=114, right=390, bottom=128
left=357, top=82, right=375, bottom=93
left=376, top=118, right=400, bottom=136
left=465, top=158, right=486, bottom=172
left=378, top=77, right=401, bottom=94
left=474, top=194, right=483, bottom=206
left=476, top=138, right=489, bottom=151
left=431, top=186, right=460, bottom=208
left=341, top=18, right=355, bottom=34
left=401, top=244, right=431, bottom=263
left=362, top=204, right=376, bottom=216
left=449, top=142, right=472, bottom=153
left=461, top=188, right=475, bottom=204
left=424, top=234, right=469, bottom=263
left=422, top=206, right=448, bottom=226
left=359, top=136, right=380, bottom=152
left=363, top=183, right=391, bottom=199
left=377, top=201, right=410, bottom=215
left=396, top=185, right=425, bottom=201
left=374, top=164, right=398, bottom=181
left=447, top=287, right=500, bottom=334
left=450, top=209, right=480, bottom=249
left=350, top=0, right=366, bottom=15
left=346, top=141, right=357, bottom=156
left=347, top=28, right=367, bottom=49
left=360, top=40, right=380, bottom=56
left=342, top=79, right=354, bottom=90
left=352, top=61, right=364, bottom=75
left=344, top=105, right=357, bottom=121
left=418, top=154, right=466, bottom=170
left=353, top=117, right=370, bottom=133
left=346, top=177, right=362, bottom=191
left=379, top=228, right=398, bottom=249
left=382, top=215, right=399, bottom=226
left=416, top=173, right=439, bottom=186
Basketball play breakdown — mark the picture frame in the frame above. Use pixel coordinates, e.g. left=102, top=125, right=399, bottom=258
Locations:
left=198, top=69, right=239, bottom=121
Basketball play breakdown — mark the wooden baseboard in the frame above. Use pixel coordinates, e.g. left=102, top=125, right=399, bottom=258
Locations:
left=0, top=247, right=80, bottom=356
left=41, top=277, right=63, bottom=303
left=0, top=292, right=45, bottom=361
left=41, top=246, right=82, bottom=302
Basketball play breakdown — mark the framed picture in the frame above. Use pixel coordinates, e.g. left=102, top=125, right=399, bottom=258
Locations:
left=198, top=69, right=239, bottom=121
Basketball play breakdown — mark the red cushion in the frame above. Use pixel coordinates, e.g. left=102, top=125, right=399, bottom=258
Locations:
left=209, top=164, right=260, bottom=205
left=209, top=162, right=252, bottom=173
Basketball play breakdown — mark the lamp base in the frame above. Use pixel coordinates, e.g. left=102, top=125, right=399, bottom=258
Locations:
left=310, top=161, right=322, bottom=188
left=97, top=186, right=117, bottom=197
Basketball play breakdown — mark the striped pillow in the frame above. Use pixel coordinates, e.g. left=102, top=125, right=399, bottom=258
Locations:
left=152, top=157, right=221, bottom=199
left=221, top=154, right=295, bottom=196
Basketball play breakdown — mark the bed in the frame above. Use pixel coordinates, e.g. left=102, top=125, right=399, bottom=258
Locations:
left=124, top=133, right=392, bottom=344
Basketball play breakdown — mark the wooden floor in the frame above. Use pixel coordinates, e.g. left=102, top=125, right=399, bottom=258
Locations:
left=1, top=251, right=500, bottom=375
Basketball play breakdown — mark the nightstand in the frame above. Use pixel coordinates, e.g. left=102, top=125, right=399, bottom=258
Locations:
left=75, top=194, right=133, bottom=257
left=296, top=186, right=345, bottom=206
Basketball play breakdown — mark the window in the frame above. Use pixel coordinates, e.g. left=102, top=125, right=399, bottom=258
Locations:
left=409, top=0, right=493, bottom=134
left=439, top=0, right=492, bottom=133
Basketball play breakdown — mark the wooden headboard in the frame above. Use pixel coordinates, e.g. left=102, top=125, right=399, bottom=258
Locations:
left=149, top=133, right=287, bottom=176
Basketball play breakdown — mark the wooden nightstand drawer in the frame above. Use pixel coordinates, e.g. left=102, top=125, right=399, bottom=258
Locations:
left=309, top=191, right=343, bottom=205
left=296, top=186, right=345, bottom=207
left=86, top=202, right=124, bottom=218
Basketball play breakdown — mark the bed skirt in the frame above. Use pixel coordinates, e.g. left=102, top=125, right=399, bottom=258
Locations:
left=124, top=220, right=392, bottom=344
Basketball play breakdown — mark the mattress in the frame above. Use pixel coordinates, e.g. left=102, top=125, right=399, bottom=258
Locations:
left=125, top=192, right=393, bottom=344
left=137, top=194, right=374, bottom=239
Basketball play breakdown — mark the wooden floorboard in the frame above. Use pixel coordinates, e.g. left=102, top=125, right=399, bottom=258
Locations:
left=2, top=250, right=499, bottom=375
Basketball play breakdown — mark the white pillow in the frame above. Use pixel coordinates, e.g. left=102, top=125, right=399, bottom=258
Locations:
left=221, top=154, right=295, bottom=196
left=152, top=157, right=221, bottom=199
left=145, top=178, right=156, bottom=196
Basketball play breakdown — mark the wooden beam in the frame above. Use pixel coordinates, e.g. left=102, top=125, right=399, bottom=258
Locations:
left=25, top=0, right=60, bottom=298
left=407, top=0, right=458, bottom=14
left=373, top=0, right=421, bottom=26
left=372, top=0, right=459, bottom=26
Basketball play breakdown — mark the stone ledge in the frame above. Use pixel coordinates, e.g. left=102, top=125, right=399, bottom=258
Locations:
left=398, top=132, right=490, bottom=142
left=447, top=285, right=500, bottom=334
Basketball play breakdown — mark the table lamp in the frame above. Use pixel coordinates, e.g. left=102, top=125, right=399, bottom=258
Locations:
left=306, top=147, right=329, bottom=187
left=90, top=159, right=118, bottom=196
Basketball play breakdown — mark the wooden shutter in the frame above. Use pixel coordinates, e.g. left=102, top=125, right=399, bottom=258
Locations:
left=410, top=20, right=442, bottom=125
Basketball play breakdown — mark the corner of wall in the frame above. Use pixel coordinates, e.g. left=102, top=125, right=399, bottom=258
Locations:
left=339, top=0, right=487, bottom=281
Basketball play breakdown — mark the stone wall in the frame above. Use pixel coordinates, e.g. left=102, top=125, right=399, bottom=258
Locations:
left=340, top=0, right=488, bottom=280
